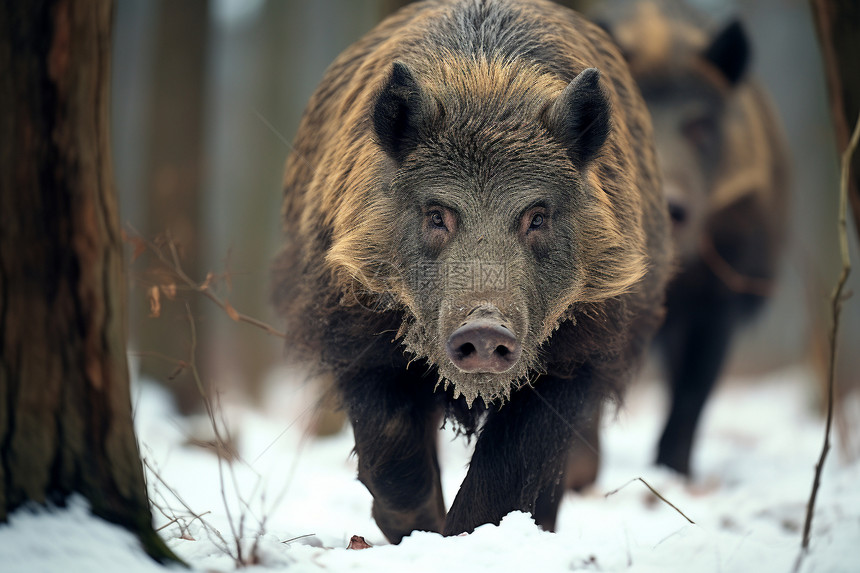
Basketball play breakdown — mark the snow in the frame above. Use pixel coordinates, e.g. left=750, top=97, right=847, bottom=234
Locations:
left=0, top=498, right=172, bottom=573
left=1, top=367, right=858, bottom=572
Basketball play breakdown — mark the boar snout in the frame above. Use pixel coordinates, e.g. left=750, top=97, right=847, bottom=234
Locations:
left=445, top=309, right=522, bottom=374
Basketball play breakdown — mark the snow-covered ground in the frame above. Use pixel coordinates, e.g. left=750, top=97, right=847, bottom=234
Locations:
left=2, top=367, right=858, bottom=572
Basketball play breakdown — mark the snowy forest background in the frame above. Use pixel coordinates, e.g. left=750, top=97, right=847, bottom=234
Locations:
left=0, top=0, right=858, bottom=571
left=112, top=0, right=860, bottom=423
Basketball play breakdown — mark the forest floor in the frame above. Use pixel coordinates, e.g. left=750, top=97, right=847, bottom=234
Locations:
left=1, top=366, right=858, bottom=572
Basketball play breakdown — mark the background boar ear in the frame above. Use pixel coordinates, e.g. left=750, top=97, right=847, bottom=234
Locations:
left=373, top=61, right=426, bottom=162
left=702, top=19, right=750, bottom=85
left=546, top=68, right=611, bottom=167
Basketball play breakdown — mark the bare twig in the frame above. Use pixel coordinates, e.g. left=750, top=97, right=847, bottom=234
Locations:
left=129, top=350, right=186, bottom=365
left=143, top=457, right=233, bottom=552
left=184, top=304, right=245, bottom=566
left=605, top=477, right=695, bottom=525
left=281, top=533, right=317, bottom=544
left=126, top=226, right=286, bottom=339
left=797, top=113, right=860, bottom=560
left=154, top=515, right=182, bottom=533
left=140, top=300, right=273, bottom=567
left=155, top=511, right=212, bottom=534
left=130, top=232, right=281, bottom=566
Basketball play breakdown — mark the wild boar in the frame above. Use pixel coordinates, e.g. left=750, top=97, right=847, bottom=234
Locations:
left=596, top=0, right=789, bottom=475
left=272, top=0, right=671, bottom=541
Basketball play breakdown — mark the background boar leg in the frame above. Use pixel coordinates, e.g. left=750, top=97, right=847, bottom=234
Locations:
left=443, top=373, right=595, bottom=535
left=340, top=367, right=445, bottom=543
left=560, top=402, right=602, bottom=493
left=656, top=301, right=737, bottom=475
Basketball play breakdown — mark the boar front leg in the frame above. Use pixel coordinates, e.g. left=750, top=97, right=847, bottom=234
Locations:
left=656, top=297, right=741, bottom=475
left=340, top=367, right=445, bottom=543
left=444, top=372, right=595, bottom=536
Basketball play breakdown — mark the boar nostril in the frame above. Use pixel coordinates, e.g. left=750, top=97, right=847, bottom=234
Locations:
left=446, top=319, right=522, bottom=374
left=457, top=342, right=476, bottom=359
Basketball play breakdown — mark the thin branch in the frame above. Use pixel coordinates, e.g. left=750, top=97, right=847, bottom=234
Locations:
left=143, top=457, right=232, bottom=552
left=129, top=350, right=186, bottom=365
left=281, top=533, right=317, bottom=545
left=126, top=226, right=286, bottom=339
left=184, top=304, right=245, bottom=567
left=141, top=305, right=271, bottom=567
left=797, top=111, right=860, bottom=562
left=127, top=227, right=337, bottom=565
left=605, top=477, right=695, bottom=525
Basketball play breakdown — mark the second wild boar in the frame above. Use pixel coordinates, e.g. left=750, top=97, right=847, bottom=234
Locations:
left=598, top=0, right=790, bottom=475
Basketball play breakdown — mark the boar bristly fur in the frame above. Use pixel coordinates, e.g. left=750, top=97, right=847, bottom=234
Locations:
left=272, top=0, right=671, bottom=542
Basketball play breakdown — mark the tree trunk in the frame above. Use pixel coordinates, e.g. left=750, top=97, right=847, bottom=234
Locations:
left=0, top=0, right=178, bottom=563
left=810, top=0, right=860, bottom=239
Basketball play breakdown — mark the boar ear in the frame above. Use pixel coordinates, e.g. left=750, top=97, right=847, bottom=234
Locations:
left=373, top=62, right=427, bottom=162
left=546, top=68, right=611, bottom=167
left=702, top=19, right=750, bottom=85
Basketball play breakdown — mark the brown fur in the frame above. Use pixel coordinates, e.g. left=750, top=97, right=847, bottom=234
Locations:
left=274, top=0, right=669, bottom=397
left=596, top=0, right=790, bottom=475
left=272, top=0, right=671, bottom=539
left=600, top=0, right=788, bottom=268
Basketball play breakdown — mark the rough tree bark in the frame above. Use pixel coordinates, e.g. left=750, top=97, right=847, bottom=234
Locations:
left=810, top=0, right=860, bottom=240
left=0, top=0, right=178, bottom=563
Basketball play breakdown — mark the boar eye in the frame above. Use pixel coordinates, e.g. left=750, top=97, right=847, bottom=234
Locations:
left=668, top=201, right=688, bottom=225
left=520, top=207, right=548, bottom=237
left=430, top=210, right=446, bottom=229
left=682, top=115, right=717, bottom=151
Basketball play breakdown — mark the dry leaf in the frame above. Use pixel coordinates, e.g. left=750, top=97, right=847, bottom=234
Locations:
left=121, top=230, right=147, bottom=261
left=131, top=237, right=147, bottom=261
left=346, top=535, right=372, bottom=550
left=148, top=285, right=161, bottom=318
left=160, top=283, right=177, bottom=300
left=224, top=300, right=240, bottom=322
left=167, top=361, right=187, bottom=381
